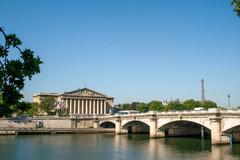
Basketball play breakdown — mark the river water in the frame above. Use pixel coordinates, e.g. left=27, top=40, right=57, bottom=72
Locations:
left=0, top=134, right=239, bottom=160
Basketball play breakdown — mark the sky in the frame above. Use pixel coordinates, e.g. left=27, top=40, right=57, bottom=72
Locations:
left=1, top=0, right=240, bottom=107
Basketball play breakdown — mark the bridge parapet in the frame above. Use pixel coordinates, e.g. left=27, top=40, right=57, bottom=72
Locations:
left=94, top=109, right=240, bottom=145
left=97, top=109, right=240, bottom=122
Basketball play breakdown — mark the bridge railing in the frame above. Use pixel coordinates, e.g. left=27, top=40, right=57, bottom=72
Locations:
left=98, top=108, right=240, bottom=119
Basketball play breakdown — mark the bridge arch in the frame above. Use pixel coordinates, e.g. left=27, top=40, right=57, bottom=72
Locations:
left=222, top=124, right=240, bottom=133
left=221, top=118, right=240, bottom=133
left=221, top=122, right=240, bottom=143
left=157, top=119, right=211, bottom=131
left=223, top=124, right=240, bottom=132
left=99, top=121, right=116, bottom=128
left=121, top=119, right=151, bottom=127
left=158, top=120, right=211, bottom=137
left=122, top=120, right=150, bottom=134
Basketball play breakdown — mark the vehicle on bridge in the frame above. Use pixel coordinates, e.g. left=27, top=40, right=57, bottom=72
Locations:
left=115, top=110, right=140, bottom=115
left=194, top=107, right=204, bottom=111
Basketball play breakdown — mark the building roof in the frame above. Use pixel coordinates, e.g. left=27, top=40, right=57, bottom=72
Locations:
left=61, top=87, right=114, bottom=99
left=33, top=92, right=59, bottom=97
left=33, top=88, right=114, bottom=99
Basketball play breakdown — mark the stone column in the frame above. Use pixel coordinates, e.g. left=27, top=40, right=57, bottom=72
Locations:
left=81, top=99, right=84, bottom=114
left=89, top=100, right=92, bottom=114
left=69, top=99, right=72, bottom=116
left=104, top=100, right=107, bottom=114
left=96, top=100, right=99, bottom=114
left=115, top=117, right=121, bottom=135
left=93, top=118, right=99, bottom=128
left=149, top=114, right=164, bottom=138
left=85, top=99, right=88, bottom=114
left=100, top=100, right=103, bottom=114
left=77, top=100, right=80, bottom=114
left=93, top=100, right=95, bottom=115
left=65, top=98, right=68, bottom=110
left=73, top=99, right=76, bottom=114
left=210, top=117, right=229, bottom=145
left=64, top=99, right=68, bottom=115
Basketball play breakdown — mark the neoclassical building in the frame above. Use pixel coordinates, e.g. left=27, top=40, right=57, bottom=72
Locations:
left=33, top=88, right=114, bottom=115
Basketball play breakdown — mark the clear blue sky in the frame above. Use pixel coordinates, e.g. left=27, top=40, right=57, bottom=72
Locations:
left=1, top=0, right=240, bottom=107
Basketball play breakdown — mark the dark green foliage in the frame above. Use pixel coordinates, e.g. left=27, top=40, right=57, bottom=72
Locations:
left=119, top=102, right=139, bottom=110
left=183, top=99, right=201, bottom=110
left=124, top=99, right=218, bottom=113
left=0, top=27, right=42, bottom=117
left=232, top=0, right=240, bottom=16
left=12, top=101, right=32, bottom=116
left=120, top=103, right=131, bottom=110
left=148, top=100, right=164, bottom=111
left=166, top=99, right=184, bottom=111
left=26, top=103, right=39, bottom=116
left=136, top=103, right=149, bottom=112
left=39, top=96, right=56, bottom=115
left=201, top=100, right=218, bottom=109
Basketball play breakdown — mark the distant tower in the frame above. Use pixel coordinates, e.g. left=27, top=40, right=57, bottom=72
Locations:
left=201, top=79, right=205, bottom=104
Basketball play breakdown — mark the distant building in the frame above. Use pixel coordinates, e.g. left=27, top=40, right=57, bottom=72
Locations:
left=33, top=88, right=114, bottom=115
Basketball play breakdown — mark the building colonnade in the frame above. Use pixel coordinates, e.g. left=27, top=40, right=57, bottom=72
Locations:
left=64, top=98, right=107, bottom=115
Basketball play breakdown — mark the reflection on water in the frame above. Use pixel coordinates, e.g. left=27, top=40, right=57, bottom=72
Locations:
left=0, top=134, right=239, bottom=160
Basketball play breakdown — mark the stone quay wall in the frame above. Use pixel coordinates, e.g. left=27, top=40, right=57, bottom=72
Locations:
left=0, top=117, right=95, bottom=129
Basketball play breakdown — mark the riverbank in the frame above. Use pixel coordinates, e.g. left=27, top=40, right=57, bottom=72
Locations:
left=0, top=128, right=114, bottom=135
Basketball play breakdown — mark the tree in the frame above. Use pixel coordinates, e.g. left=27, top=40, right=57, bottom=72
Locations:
left=11, top=101, right=32, bottom=116
left=40, top=96, right=56, bottom=115
left=165, top=99, right=184, bottom=111
left=201, top=100, right=218, bottom=109
left=136, top=103, right=149, bottom=112
left=26, top=102, right=40, bottom=116
left=232, top=0, right=240, bottom=16
left=0, top=27, right=42, bottom=117
left=183, top=99, right=201, bottom=110
left=120, top=103, right=131, bottom=110
left=0, top=93, right=2, bottom=105
left=148, top=100, right=164, bottom=111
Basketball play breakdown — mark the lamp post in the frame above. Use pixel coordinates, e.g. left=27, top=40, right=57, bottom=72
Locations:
left=228, top=94, right=231, bottom=109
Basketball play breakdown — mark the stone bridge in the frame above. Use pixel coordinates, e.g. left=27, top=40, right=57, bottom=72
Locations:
left=94, top=108, right=240, bottom=145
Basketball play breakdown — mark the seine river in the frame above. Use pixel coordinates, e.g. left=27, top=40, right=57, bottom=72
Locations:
left=0, top=134, right=240, bottom=160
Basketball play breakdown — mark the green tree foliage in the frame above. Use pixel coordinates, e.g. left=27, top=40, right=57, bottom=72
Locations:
left=40, top=96, right=56, bottom=115
left=0, top=27, right=42, bottom=117
left=183, top=99, right=201, bottom=110
left=119, top=99, right=219, bottom=113
left=148, top=100, right=164, bottom=111
left=27, top=102, right=40, bottom=116
left=165, top=99, right=184, bottom=111
left=0, top=93, right=2, bottom=104
left=232, top=0, right=240, bottom=16
left=120, top=103, right=131, bottom=110
left=201, top=100, right=218, bottom=109
left=136, top=103, right=149, bottom=112
left=11, top=101, right=32, bottom=116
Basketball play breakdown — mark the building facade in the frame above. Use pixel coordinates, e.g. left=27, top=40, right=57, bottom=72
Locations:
left=33, top=88, right=114, bottom=116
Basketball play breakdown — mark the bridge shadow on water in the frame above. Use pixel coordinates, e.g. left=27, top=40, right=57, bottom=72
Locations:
left=127, top=133, right=149, bottom=141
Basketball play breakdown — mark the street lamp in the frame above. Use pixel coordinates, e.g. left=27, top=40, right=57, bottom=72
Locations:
left=228, top=94, right=231, bottom=109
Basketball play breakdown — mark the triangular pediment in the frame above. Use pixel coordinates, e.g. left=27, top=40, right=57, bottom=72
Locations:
left=64, top=88, right=106, bottom=97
